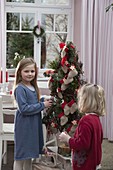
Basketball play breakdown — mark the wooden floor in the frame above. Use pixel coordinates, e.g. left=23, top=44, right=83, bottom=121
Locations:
left=1, top=144, right=14, bottom=170
left=1, top=144, right=64, bottom=170
left=1, top=139, right=113, bottom=170
left=32, top=164, right=63, bottom=170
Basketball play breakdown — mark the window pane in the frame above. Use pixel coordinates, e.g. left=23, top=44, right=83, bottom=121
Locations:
left=55, top=14, right=68, bottom=32
left=41, top=33, right=67, bottom=68
left=22, top=13, right=35, bottom=31
left=7, top=13, right=20, bottom=30
left=6, top=0, right=34, bottom=2
left=21, top=0, right=34, bottom=3
left=6, top=0, right=20, bottom=2
left=41, top=0, right=69, bottom=5
left=56, top=0, right=69, bottom=5
left=41, top=0, right=56, bottom=4
left=6, top=33, right=34, bottom=68
left=42, top=14, right=54, bottom=31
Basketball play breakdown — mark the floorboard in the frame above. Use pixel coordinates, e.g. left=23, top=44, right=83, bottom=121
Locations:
left=1, top=139, right=113, bottom=170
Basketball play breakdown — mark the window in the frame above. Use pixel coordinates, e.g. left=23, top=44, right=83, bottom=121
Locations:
left=40, top=13, right=68, bottom=68
left=6, top=12, right=34, bottom=68
left=5, top=0, right=73, bottom=77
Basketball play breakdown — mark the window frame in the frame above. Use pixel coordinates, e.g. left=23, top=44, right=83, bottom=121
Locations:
left=5, top=0, right=72, bottom=8
left=4, top=0, right=74, bottom=80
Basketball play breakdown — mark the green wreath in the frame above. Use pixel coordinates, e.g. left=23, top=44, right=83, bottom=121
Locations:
left=33, top=25, right=45, bottom=38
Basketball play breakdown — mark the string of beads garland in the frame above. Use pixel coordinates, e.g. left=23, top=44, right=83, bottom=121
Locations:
left=33, top=25, right=45, bottom=38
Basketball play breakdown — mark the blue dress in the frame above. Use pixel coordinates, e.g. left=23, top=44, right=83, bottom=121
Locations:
left=14, top=83, right=45, bottom=160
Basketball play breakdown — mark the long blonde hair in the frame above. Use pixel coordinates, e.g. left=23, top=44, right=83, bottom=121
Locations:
left=14, top=58, right=40, bottom=101
left=77, top=83, right=106, bottom=116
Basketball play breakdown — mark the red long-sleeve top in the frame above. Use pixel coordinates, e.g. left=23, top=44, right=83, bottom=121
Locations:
left=69, top=114, right=103, bottom=170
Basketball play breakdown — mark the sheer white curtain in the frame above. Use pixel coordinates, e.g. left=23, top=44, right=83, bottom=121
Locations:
left=79, top=0, right=113, bottom=141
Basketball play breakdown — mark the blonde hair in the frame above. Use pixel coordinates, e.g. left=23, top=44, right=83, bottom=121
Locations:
left=14, top=58, right=40, bottom=101
left=77, top=83, right=106, bottom=116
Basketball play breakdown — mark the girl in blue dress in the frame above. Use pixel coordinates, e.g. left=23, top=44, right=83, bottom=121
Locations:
left=13, top=58, right=52, bottom=170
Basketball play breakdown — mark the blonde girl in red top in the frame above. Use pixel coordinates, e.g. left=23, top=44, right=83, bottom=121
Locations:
left=59, top=83, right=106, bottom=170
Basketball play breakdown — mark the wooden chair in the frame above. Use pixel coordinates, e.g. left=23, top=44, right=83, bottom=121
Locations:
left=0, top=95, right=16, bottom=170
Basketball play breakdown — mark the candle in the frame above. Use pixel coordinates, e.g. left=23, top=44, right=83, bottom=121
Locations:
left=10, top=90, right=12, bottom=95
left=6, top=69, right=8, bottom=82
left=0, top=68, right=8, bottom=83
left=0, top=68, right=2, bottom=83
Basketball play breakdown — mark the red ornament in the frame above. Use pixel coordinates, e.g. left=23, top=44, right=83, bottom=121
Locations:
left=61, top=56, right=67, bottom=66
left=60, top=79, right=64, bottom=84
left=64, top=47, right=68, bottom=52
left=59, top=42, right=66, bottom=49
left=50, top=77, right=54, bottom=82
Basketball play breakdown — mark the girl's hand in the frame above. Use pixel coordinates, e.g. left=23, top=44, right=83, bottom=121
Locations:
left=44, top=96, right=54, bottom=102
left=59, top=132, right=71, bottom=143
left=44, top=99, right=52, bottom=108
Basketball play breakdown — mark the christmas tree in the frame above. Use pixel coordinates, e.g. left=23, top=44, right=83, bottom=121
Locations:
left=43, top=41, right=85, bottom=136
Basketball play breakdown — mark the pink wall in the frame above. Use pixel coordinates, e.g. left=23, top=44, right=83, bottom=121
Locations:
left=73, top=0, right=82, bottom=58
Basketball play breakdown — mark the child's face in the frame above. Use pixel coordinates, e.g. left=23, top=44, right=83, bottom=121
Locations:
left=21, top=64, right=35, bottom=84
